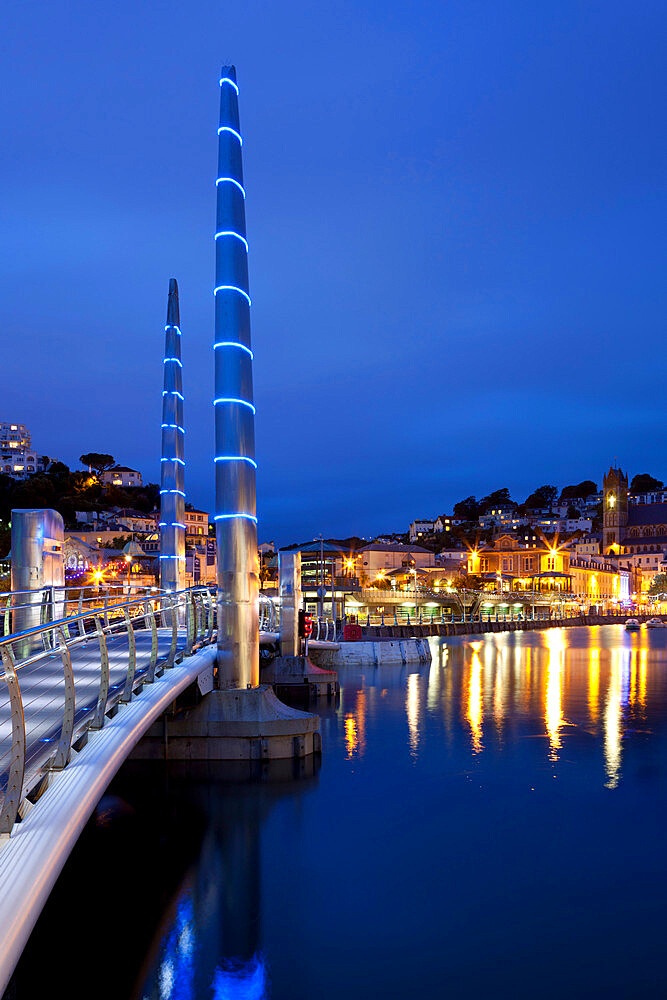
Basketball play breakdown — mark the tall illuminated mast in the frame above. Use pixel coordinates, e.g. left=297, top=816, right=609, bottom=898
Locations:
left=214, top=65, right=258, bottom=688
left=159, top=278, right=186, bottom=591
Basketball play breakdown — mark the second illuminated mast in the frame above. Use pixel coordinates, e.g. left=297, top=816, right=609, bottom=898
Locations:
left=159, top=278, right=186, bottom=591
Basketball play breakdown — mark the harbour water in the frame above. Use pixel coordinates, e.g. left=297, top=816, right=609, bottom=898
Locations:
left=11, top=625, right=667, bottom=998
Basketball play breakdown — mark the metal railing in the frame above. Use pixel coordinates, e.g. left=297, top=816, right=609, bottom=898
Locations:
left=0, top=586, right=216, bottom=844
left=311, top=617, right=336, bottom=642
left=344, top=606, right=602, bottom=627
left=1, top=584, right=160, bottom=640
left=259, top=594, right=279, bottom=632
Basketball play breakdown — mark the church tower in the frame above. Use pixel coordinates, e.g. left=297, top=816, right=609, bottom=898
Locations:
left=602, top=466, right=628, bottom=552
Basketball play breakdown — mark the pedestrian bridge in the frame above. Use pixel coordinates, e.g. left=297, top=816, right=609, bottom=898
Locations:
left=0, top=586, right=220, bottom=996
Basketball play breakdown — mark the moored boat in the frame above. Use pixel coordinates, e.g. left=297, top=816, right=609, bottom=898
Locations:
left=625, top=618, right=640, bottom=631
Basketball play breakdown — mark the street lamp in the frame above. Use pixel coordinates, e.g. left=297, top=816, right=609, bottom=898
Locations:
left=124, top=554, right=132, bottom=595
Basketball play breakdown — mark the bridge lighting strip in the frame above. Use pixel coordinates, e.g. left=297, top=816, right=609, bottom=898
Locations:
left=213, top=341, right=253, bottom=358
left=214, top=456, right=257, bottom=468
left=160, top=489, right=186, bottom=496
left=163, top=357, right=183, bottom=367
left=215, top=177, right=246, bottom=198
left=217, top=125, right=242, bottom=144
left=163, top=391, right=185, bottom=400
left=159, top=555, right=186, bottom=560
left=214, top=231, right=249, bottom=251
left=161, top=423, right=185, bottom=432
left=165, top=324, right=182, bottom=335
left=214, top=513, right=257, bottom=523
left=219, top=76, right=239, bottom=94
left=213, top=397, right=256, bottom=413
left=213, top=285, right=251, bottom=305
left=160, top=457, right=185, bottom=465
left=158, top=522, right=186, bottom=528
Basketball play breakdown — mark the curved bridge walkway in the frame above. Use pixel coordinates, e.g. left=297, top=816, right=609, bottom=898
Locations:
left=0, top=589, right=216, bottom=996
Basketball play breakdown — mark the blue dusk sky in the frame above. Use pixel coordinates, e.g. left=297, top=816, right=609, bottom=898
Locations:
left=1, top=1, right=665, bottom=543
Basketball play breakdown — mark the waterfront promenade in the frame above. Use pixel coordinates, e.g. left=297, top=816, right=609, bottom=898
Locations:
left=354, top=611, right=666, bottom=640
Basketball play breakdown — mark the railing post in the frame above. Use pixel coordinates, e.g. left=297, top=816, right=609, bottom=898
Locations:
left=166, top=595, right=178, bottom=667
left=144, top=600, right=158, bottom=683
left=51, top=627, right=75, bottom=771
left=0, top=644, right=26, bottom=842
left=185, top=592, right=195, bottom=656
left=205, top=588, right=215, bottom=642
left=120, top=608, right=137, bottom=703
left=76, top=591, right=85, bottom=639
left=90, top=616, right=110, bottom=730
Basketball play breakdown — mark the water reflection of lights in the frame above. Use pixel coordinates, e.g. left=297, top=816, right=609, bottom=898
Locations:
left=154, top=895, right=196, bottom=999
left=545, top=631, right=565, bottom=760
left=639, top=649, right=647, bottom=708
left=406, top=671, right=420, bottom=756
left=344, top=716, right=358, bottom=757
left=588, top=648, right=600, bottom=724
left=604, top=651, right=623, bottom=789
left=212, top=954, right=268, bottom=999
left=467, top=651, right=483, bottom=754
left=344, top=690, right=366, bottom=759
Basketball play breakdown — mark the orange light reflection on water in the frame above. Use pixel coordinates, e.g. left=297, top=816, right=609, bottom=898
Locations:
left=467, top=650, right=483, bottom=754
left=545, top=631, right=564, bottom=760
left=344, top=689, right=366, bottom=759
left=589, top=648, right=600, bottom=725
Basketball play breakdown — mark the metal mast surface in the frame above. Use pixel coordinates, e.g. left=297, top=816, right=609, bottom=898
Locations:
left=159, top=278, right=186, bottom=591
left=214, top=66, right=258, bottom=688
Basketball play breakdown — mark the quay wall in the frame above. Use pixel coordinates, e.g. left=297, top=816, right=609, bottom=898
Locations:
left=309, top=638, right=431, bottom=669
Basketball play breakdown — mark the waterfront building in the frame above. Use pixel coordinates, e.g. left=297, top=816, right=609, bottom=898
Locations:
left=185, top=508, right=210, bottom=538
left=468, top=534, right=639, bottom=604
left=101, top=465, right=143, bottom=488
left=359, top=542, right=435, bottom=578
left=572, top=534, right=601, bottom=556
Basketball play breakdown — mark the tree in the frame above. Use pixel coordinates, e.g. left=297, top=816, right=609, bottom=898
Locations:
left=648, top=574, right=667, bottom=596
left=523, top=485, right=557, bottom=510
left=79, top=453, right=115, bottom=482
left=560, top=480, right=597, bottom=501
left=478, top=488, right=513, bottom=513
left=630, top=473, right=664, bottom=493
left=453, top=496, right=480, bottom=521
left=566, top=506, right=581, bottom=519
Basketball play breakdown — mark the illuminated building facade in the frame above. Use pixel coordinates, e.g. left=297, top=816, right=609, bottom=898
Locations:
left=604, top=465, right=667, bottom=587
left=468, top=534, right=639, bottom=602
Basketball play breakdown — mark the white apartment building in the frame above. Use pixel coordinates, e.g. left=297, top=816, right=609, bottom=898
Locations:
left=0, top=422, right=52, bottom=478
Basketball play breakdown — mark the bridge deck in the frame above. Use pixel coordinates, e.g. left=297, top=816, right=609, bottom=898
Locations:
left=0, top=642, right=217, bottom=997
left=0, top=626, right=192, bottom=798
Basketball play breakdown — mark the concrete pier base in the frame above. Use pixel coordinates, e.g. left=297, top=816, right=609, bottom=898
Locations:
left=133, top=685, right=321, bottom=761
left=260, top=655, right=339, bottom=700
left=309, top=637, right=431, bottom=669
